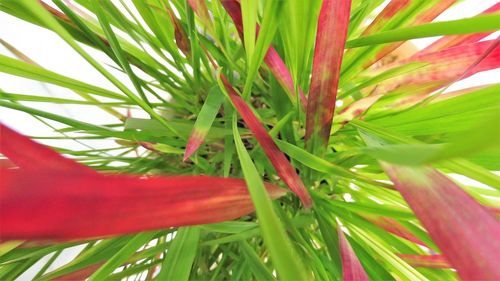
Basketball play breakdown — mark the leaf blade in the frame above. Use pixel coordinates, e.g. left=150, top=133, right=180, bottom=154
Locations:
left=232, top=115, right=311, bottom=281
left=305, top=0, right=352, bottom=153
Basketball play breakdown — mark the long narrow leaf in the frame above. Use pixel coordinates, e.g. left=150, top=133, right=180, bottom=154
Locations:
left=336, top=40, right=500, bottom=125
left=398, top=254, right=450, bottom=269
left=232, top=116, right=311, bottom=281
left=88, top=232, right=157, bottom=281
left=365, top=0, right=457, bottom=67
left=418, top=3, right=500, bottom=54
left=0, top=126, right=285, bottom=240
left=156, top=227, right=200, bottom=281
left=347, top=14, right=500, bottom=48
left=338, top=227, right=369, bottom=281
left=305, top=0, right=352, bottom=153
left=0, top=170, right=285, bottom=240
left=0, top=54, right=125, bottom=101
left=219, top=75, right=312, bottom=208
left=363, top=216, right=426, bottom=246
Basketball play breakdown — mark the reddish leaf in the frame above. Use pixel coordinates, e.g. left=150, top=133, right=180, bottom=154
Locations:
left=220, top=0, right=307, bottom=107
left=0, top=123, right=96, bottom=175
left=52, top=262, right=104, bottom=281
left=0, top=170, right=285, bottom=240
left=383, top=164, right=500, bottom=280
left=364, top=0, right=457, bottom=68
left=385, top=38, right=500, bottom=110
left=0, top=159, right=16, bottom=169
left=166, top=7, right=190, bottom=56
left=40, top=1, right=74, bottom=27
left=363, top=216, right=426, bottom=246
left=184, top=130, right=205, bottom=161
left=360, top=0, right=412, bottom=36
left=305, top=0, right=352, bottom=151
left=186, top=0, right=203, bottom=13
left=418, top=3, right=500, bottom=55
left=489, top=207, right=500, bottom=216
left=336, top=40, right=500, bottom=125
left=407, top=40, right=500, bottom=79
left=0, top=125, right=286, bottom=240
left=220, top=76, right=312, bottom=208
left=338, top=227, right=369, bottom=281
left=398, top=254, right=450, bottom=269
left=265, top=47, right=307, bottom=107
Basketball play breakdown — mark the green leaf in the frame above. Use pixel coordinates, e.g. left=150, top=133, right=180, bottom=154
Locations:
left=240, top=0, right=258, bottom=63
left=359, top=110, right=500, bottom=165
left=239, top=241, right=275, bottom=281
left=157, top=227, right=200, bottom=281
left=0, top=55, right=125, bottom=100
left=88, top=232, right=157, bottom=281
left=242, top=0, right=284, bottom=99
left=350, top=120, right=500, bottom=190
left=347, top=14, right=500, bottom=48
left=232, top=115, right=311, bottom=281
left=91, top=0, right=150, bottom=103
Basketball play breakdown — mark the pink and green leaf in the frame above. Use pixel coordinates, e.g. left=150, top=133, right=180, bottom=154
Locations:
left=187, top=0, right=214, bottom=34
left=398, top=254, right=450, bottom=269
left=338, top=227, right=370, bottom=281
left=184, top=87, right=225, bottom=161
left=363, top=216, right=426, bottom=246
left=346, top=13, right=500, bottom=49
left=360, top=0, right=412, bottom=37
left=305, top=0, right=352, bottom=153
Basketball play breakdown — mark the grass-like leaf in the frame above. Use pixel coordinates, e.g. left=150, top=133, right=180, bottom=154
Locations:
left=305, top=0, right=352, bottom=153
left=156, top=227, right=200, bottom=281
left=347, top=13, right=500, bottom=48
left=338, top=227, right=369, bottom=281
left=232, top=116, right=311, bottom=280
left=419, top=3, right=500, bottom=54
left=398, top=254, right=450, bottom=269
